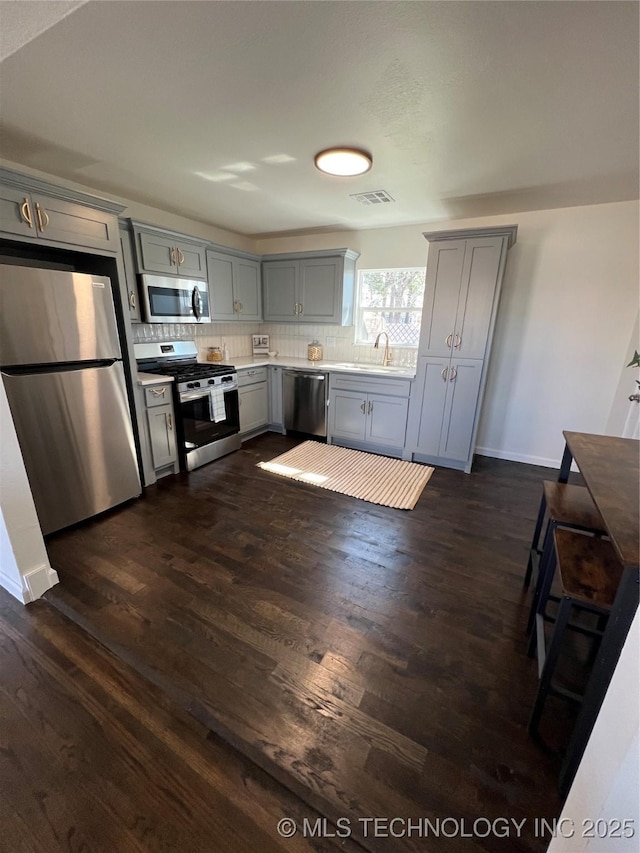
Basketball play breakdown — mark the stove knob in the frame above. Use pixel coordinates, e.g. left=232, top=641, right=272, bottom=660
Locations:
left=187, top=382, right=195, bottom=388
left=193, top=381, right=201, bottom=388
left=208, top=378, right=215, bottom=385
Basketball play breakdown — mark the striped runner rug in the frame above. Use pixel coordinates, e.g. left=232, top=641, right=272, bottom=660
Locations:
left=257, top=440, right=434, bottom=510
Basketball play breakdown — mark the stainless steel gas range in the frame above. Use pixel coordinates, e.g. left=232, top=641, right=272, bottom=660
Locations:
left=135, top=341, right=241, bottom=471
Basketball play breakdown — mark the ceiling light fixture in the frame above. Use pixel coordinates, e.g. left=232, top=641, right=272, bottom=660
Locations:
left=314, top=147, right=372, bottom=177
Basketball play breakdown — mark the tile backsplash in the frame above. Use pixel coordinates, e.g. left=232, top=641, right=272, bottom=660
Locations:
left=130, top=322, right=417, bottom=367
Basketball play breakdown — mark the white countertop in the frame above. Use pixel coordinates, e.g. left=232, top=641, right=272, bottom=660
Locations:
left=230, top=355, right=416, bottom=379
left=137, top=371, right=175, bottom=386
left=137, top=358, right=416, bottom=386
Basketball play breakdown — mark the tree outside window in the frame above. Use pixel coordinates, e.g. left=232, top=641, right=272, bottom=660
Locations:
left=355, top=268, right=426, bottom=347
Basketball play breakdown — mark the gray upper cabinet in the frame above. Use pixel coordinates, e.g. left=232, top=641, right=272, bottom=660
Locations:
left=207, top=248, right=261, bottom=322
left=0, top=169, right=122, bottom=253
left=119, top=223, right=141, bottom=322
left=419, top=236, right=507, bottom=360
left=407, top=225, right=517, bottom=472
left=132, top=224, right=207, bottom=279
left=262, top=249, right=359, bottom=324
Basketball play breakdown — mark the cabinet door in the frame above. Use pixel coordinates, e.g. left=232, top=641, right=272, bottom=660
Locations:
left=329, top=389, right=366, bottom=441
left=31, top=194, right=119, bottom=252
left=262, top=261, right=298, bottom=320
left=0, top=186, right=35, bottom=239
left=119, top=226, right=141, bottom=321
left=439, top=359, right=483, bottom=462
left=239, top=382, right=269, bottom=433
left=453, top=237, right=506, bottom=359
left=366, top=395, right=409, bottom=449
left=175, top=240, right=207, bottom=279
left=147, top=403, right=177, bottom=469
left=298, top=257, right=341, bottom=322
left=137, top=231, right=179, bottom=275
left=207, top=251, right=236, bottom=320
left=418, top=240, right=466, bottom=356
left=415, top=356, right=450, bottom=456
left=235, top=258, right=261, bottom=321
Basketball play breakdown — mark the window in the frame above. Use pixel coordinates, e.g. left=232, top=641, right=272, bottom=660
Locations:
left=354, top=268, right=426, bottom=347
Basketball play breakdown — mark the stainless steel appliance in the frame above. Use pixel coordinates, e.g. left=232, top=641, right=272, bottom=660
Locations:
left=135, top=341, right=240, bottom=471
left=0, top=264, right=141, bottom=535
left=283, top=369, right=328, bottom=437
left=139, top=274, right=210, bottom=324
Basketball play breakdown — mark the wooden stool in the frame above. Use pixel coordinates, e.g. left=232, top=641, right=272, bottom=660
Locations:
left=528, top=528, right=623, bottom=739
left=525, top=482, right=605, bottom=588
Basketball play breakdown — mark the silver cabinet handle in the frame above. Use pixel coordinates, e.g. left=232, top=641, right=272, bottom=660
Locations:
left=454, top=333, right=461, bottom=349
left=129, top=290, right=137, bottom=310
left=20, top=198, right=34, bottom=228
left=167, top=413, right=173, bottom=430
left=450, top=367, right=457, bottom=381
left=298, top=302, right=303, bottom=315
left=177, top=248, right=185, bottom=266
left=237, top=301, right=243, bottom=313
left=367, top=400, right=373, bottom=414
left=247, top=369, right=257, bottom=375
left=360, top=401, right=366, bottom=414
left=170, top=247, right=177, bottom=265
left=629, top=393, right=640, bottom=402
left=293, top=303, right=299, bottom=315
left=446, top=333, right=453, bottom=348
left=441, top=367, right=448, bottom=381
left=151, top=387, right=167, bottom=397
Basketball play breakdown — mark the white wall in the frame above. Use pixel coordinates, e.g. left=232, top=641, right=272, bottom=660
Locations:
left=548, top=609, right=639, bottom=853
left=0, top=381, right=58, bottom=602
left=257, top=200, right=639, bottom=467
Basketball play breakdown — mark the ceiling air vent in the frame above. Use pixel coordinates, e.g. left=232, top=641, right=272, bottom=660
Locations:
left=350, top=190, right=395, bottom=206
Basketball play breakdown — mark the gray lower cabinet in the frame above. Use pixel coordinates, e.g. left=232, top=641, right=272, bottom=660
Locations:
left=262, top=249, right=359, bottom=324
left=143, top=383, right=178, bottom=475
left=414, top=357, right=483, bottom=462
left=0, top=169, right=122, bottom=253
left=207, top=249, right=261, bottom=322
left=238, top=368, right=269, bottom=435
left=407, top=225, right=517, bottom=472
left=268, top=366, right=284, bottom=431
left=132, top=224, right=207, bottom=279
left=328, top=374, right=410, bottom=455
left=119, top=223, right=141, bottom=322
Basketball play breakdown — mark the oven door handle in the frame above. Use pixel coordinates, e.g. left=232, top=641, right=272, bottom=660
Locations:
left=180, top=390, right=212, bottom=403
left=180, top=385, right=237, bottom=403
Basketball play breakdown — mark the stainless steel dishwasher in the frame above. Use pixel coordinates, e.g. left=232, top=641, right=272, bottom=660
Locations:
left=283, top=369, right=328, bottom=437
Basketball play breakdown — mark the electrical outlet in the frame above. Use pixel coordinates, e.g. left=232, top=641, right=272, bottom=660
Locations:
left=326, top=336, right=336, bottom=347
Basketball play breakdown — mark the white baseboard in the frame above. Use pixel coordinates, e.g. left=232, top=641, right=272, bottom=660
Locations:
left=0, top=569, right=30, bottom=604
left=476, top=446, right=561, bottom=469
left=23, top=563, right=59, bottom=602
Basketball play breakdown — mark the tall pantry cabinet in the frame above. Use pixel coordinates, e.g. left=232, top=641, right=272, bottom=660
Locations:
left=406, top=225, right=517, bottom=472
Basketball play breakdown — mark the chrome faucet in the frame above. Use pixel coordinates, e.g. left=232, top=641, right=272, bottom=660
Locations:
left=374, top=331, right=392, bottom=366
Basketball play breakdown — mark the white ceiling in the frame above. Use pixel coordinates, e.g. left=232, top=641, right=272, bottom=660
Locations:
left=0, top=1, right=637, bottom=238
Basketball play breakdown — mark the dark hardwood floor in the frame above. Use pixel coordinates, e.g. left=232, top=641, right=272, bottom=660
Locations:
left=0, top=586, right=358, bottom=853
left=23, top=434, right=574, bottom=851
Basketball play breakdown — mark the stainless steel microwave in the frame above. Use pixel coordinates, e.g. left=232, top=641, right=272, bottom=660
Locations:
left=139, top=274, right=210, bottom=324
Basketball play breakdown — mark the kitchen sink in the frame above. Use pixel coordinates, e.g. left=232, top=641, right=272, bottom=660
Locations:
left=326, top=362, right=412, bottom=374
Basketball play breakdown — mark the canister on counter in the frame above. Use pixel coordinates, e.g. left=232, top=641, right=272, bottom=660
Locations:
left=207, top=346, right=223, bottom=362
left=307, top=340, right=323, bottom=361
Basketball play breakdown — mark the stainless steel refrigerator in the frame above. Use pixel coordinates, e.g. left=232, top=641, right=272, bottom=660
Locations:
left=0, top=264, right=141, bottom=535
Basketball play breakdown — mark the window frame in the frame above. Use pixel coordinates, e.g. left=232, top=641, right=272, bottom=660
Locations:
left=353, top=267, right=426, bottom=348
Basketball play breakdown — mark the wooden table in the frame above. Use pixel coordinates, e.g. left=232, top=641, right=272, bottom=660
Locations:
left=557, top=431, right=639, bottom=795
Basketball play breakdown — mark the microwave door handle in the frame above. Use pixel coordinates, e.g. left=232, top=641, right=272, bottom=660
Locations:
left=192, top=286, right=202, bottom=321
